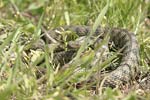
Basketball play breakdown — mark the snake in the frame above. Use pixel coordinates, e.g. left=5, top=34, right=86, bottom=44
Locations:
left=42, top=25, right=140, bottom=88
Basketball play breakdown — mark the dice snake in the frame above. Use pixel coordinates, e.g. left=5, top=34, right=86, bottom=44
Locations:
left=44, top=25, right=140, bottom=88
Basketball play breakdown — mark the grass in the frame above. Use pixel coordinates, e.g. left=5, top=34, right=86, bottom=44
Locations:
left=0, top=0, right=150, bottom=100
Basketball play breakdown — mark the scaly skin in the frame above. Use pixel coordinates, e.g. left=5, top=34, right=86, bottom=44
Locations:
left=45, top=25, right=140, bottom=88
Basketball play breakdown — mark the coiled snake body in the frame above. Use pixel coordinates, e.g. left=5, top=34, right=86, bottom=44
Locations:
left=44, top=25, right=140, bottom=88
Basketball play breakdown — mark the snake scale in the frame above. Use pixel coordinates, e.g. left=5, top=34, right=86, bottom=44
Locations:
left=43, top=25, right=140, bottom=88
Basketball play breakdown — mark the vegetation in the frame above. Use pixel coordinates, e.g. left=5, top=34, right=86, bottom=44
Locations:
left=0, top=0, right=150, bottom=99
